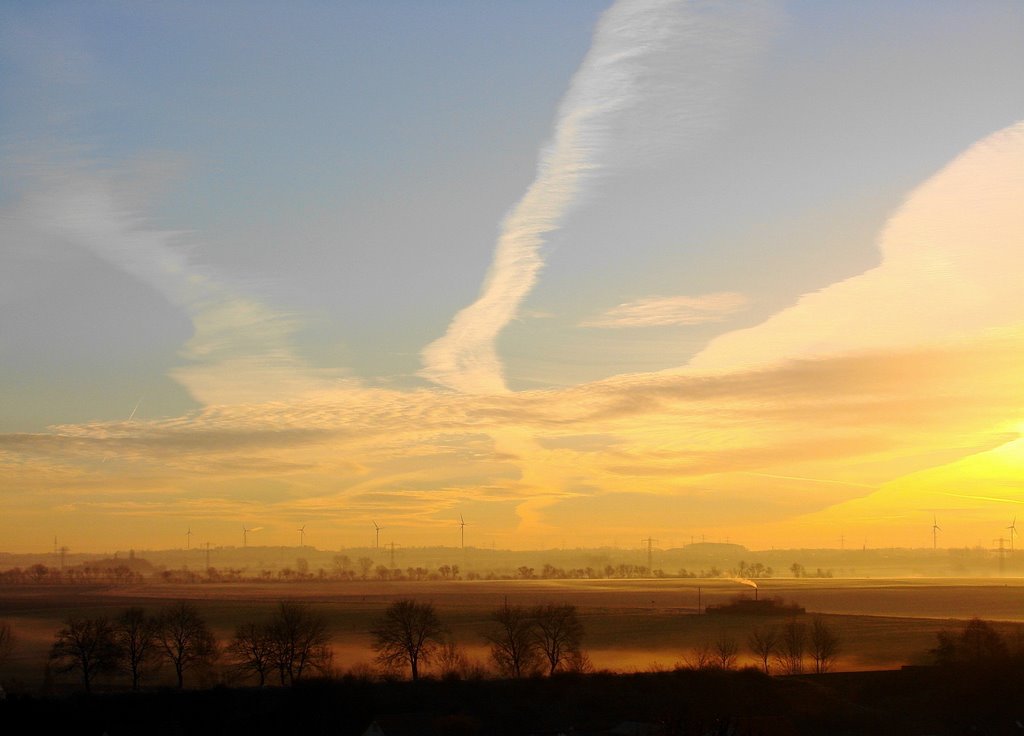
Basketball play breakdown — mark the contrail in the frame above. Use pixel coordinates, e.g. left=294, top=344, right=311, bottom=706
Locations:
left=420, top=0, right=775, bottom=393
left=942, top=492, right=1024, bottom=506
left=127, top=397, right=142, bottom=422
left=741, top=471, right=877, bottom=490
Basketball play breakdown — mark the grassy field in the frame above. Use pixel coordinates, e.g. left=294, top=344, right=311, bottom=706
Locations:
left=1, top=577, right=1021, bottom=691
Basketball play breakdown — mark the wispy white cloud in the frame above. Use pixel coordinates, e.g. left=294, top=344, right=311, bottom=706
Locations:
left=11, top=159, right=343, bottom=406
left=420, top=0, right=776, bottom=393
left=583, top=292, right=748, bottom=328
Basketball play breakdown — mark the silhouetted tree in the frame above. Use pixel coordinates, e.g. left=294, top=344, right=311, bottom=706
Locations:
left=533, top=603, right=585, bottom=676
left=776, top=618, right=806, bottom=674
left=49, top=616, right=122, bottom=692
left=933, top=617, right=1009, bottom=666
left=156, top=602, right=218, bottom=688
left=714, top=633, right=739, bottom=670
left=435, top=636, right=470, bottom=679
left=115, top=607, right=160, bottom=690
left=358, top=557, right=374, bottom=580
left=809, top=616, right=841, bottom=673
left=370, top=599, right=444, bottom=681
left=227, top=621, right=275, bottom=686
left=332, top=555, right=352, bottom=579
left=686, top=641, right=715, bottom=670
left=486, top=602, right=540, bottom=678
left=267, top=600, right=332, bottom=684
left=748, top=624, right=779, bottom=674
left=0, top=620, right=14, bottom=670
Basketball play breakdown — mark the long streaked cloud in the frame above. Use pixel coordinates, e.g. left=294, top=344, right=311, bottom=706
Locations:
left=582, top=292, right=748, bottom=328
left=10, top=158, right=341, bottom=406
left=420, top=0, right=776, bottom=393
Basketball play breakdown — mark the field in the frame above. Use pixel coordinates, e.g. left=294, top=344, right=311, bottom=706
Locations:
left=2, top=577, right=1022, bottom=691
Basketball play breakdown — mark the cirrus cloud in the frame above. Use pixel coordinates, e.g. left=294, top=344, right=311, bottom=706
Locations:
left=582, top=292, right=748, bottom=328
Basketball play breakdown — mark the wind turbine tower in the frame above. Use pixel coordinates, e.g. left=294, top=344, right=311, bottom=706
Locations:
left=243, top=525, right=250, bottom=548
left=373, top=521, right=382, bottom=549
left=298, top=525, right=306, bottom=547
left=1007, top=517, right=1017, bottom=554
left=460, top=514, right=466, bottom=550
left=186, top=527, right=192, bottom=550
left=932, top=515, right=941, bottom=551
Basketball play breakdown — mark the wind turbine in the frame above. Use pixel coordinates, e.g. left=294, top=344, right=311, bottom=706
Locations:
left=373, top=520, right=382, bottom=549
left=242, top=525, right=263, bottom=548
left=186, top=528, right=192, bottom=550
left=1007, top=516, right=1017, bottom=553
left=459, top=514, right=466, bottom=550
left=932, top=514, right=941, bottom=551
left=298, top=525, right=306, bottom=547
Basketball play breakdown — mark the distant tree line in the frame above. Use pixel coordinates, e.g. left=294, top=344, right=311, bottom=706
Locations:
left=1, top=556, right=807, bottom=584
left=0, top=563, right=145, bottom=585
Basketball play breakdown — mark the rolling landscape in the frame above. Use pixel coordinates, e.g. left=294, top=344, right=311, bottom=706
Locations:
left=2, top=0, right=1023, bottom=732
left=2, top=549, right=1023, bottom=733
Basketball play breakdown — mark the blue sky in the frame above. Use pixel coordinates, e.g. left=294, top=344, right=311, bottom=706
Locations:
left=1, top=1, right=1023, bottom=551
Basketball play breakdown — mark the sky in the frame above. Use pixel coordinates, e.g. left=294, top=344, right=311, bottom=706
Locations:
left=1, top=0, right=1023, bottom=554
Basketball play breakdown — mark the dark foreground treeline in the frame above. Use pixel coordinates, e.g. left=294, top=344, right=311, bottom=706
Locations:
left=3, top=663, right=1024, bottom=736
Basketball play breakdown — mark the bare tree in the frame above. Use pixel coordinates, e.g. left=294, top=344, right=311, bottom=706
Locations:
left=268, top=601, right=332, bottom=684
left=933, top=617, right=1010, bottom=665
left=435, top=636, right=470, bottom=679
left=227, top=621, right=276, bottom=686
left=532, top=604, right=585, bottom=676
left=714, top=633, right=739, bottom=670
left=748, top=624, right=779, bottom=674
left=156, top=601, right=218, bottom=688
left=49, top=616, right=122, bottom=692
left=485, top=602, right=540, bottom=678
left=332, top=555, right=352, bottom=579
left=685, top=641, right=715, bottom=671
left=809, top=616, right=841, bottom=673
left=370, top=599, right=444, bottom=681
left=358, top=557, right=374, bottom=580
left=776, top=618, right=806, bottom=675
left=0, top=621, right=14, bottom=670
left=115, top=607, right=160, bottom=690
